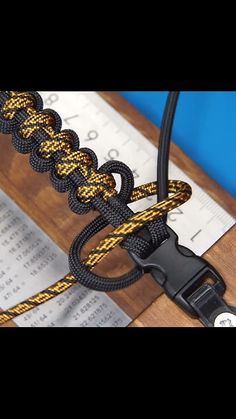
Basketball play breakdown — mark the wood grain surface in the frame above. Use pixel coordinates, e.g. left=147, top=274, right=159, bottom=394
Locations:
left=0, top=92, right=235, bottom=327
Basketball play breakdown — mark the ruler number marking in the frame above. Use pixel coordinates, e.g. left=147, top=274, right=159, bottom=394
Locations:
left=190, top=229, right=202, bottom=242
left=132, top=169, right=140, bottom=179
left=85, top=130, right=99, bottom=142
left=104, top=149, right=119, bottom=161
left=64, top=114, right=79, bottom=126
left=44, top=93, right=59, bottom=107
left=168, top=207, right=184, bottom=222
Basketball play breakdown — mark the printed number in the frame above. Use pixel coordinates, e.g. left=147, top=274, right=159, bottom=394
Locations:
left=190, top=229, right=202, bottom=242
left=64, top=114, right=79, bottom=126
left=104, top=148, right=119, bottom=161
left=132, top=169, right=140, bottom=179
left=44, top=93, right=59, bottom=106
left=85, top=130, right=99, bottom=142
left=168, top=207, right=183, bottom=222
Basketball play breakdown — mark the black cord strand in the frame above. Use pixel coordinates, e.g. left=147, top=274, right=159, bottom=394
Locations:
left=69, top=92, right=180, bottom=290
left=0, top=91, right=180, bottom=293
left=157, top=92, right=180, bottom=221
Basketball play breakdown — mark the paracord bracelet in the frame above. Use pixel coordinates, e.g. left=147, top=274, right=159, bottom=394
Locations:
left=0, top=91, right=191, bottom=325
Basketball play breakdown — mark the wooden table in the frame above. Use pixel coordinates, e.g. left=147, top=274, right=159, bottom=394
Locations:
left=0, top=92, right=235, bottom=327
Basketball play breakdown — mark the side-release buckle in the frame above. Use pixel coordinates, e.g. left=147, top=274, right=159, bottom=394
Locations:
left=130, top=226, right=226, bottom=318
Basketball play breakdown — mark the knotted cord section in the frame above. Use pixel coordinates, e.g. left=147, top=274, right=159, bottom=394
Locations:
left=0, top=91, right=118, bottom=207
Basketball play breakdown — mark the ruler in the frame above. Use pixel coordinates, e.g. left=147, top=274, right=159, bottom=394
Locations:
left=40, top=91, right=235, bottom=255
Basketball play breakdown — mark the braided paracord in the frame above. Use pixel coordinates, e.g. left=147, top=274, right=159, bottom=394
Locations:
left=0, top=91, right=192, bottom=325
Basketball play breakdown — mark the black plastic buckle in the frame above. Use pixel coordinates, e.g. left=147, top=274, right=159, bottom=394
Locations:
left=130, top=226, right=226, bottom=317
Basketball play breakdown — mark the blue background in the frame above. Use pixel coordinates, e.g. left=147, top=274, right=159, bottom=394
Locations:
left=121, top=92, right=236, bottom=198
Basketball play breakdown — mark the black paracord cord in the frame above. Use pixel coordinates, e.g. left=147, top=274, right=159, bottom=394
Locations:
left=0, top=91, right=194, bottom=324
left=157, top=92, right=180, bottom=218
left=0, top=91, right=176, bottom=292
left=69, top=92, right=180, bottom=286
left=0, top=91, right=182, bottom=293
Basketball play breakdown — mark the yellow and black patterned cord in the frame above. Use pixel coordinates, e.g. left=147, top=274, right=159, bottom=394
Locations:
left=0, top=91, right=192, bottom=325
